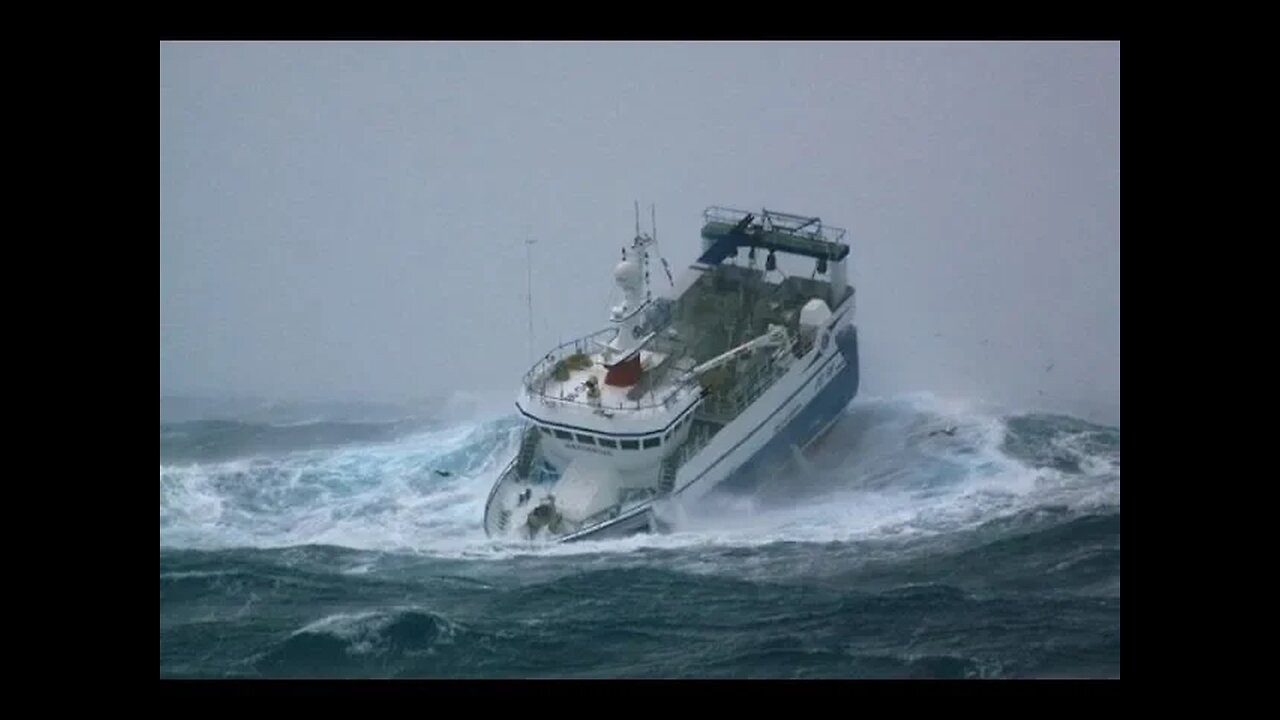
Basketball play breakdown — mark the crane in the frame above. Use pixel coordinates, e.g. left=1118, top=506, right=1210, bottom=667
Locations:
left=682, top=324, right=790, bottom=381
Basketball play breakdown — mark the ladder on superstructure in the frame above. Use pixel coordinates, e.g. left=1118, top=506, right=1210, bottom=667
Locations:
left=515, top=425, right=541, bottom=479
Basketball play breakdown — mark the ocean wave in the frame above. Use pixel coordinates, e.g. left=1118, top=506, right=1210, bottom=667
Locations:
left=159, top=393, right=1118, bottom=560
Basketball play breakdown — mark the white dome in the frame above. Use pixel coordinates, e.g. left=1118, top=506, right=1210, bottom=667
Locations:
left=614, top=258, right=642, bottom=291
left=799, top=298, right=832, bottom=327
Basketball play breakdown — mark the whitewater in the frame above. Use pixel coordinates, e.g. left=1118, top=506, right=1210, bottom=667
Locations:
left=160, top=393, right=1119, bottom=678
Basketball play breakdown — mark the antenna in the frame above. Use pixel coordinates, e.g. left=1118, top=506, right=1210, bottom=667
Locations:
left=635, top=200, right=640, bottom=238
left=651, top=203, right=674, bottom=287
left=525, top=238, right=537, bottom=365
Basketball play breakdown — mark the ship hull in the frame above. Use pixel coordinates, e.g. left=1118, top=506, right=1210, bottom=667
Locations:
left=553, top=321, right=860, bottom=543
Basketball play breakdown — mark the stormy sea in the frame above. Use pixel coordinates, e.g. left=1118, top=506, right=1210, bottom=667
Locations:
left=159, top=394, right=1119, bottom=679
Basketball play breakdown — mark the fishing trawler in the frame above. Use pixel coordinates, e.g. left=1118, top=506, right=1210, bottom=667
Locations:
left=483, top=205, right=860, bottom=542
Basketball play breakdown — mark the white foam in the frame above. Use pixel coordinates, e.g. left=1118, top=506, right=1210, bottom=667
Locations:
left=290, top=607, right=459, bottom=656
left=159, top=393, right=1118, bottom=560
left=160, top=419, right=523, bottom=553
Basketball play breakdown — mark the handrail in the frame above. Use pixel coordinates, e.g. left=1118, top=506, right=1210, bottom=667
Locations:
left=703, top=205, right=848, bottom=246
left=527, top=380, right=695, bottom=413
left=483, top=456, right=518, bottom=537
left=522, top=327, right=620, bottom=387
left=521, top=327, right=698, bottom=412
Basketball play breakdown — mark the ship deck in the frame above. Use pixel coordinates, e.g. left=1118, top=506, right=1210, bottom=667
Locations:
left=529, top=349, right=681, bottom=409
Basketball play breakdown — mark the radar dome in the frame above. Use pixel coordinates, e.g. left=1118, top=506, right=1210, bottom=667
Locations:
left=614, top=258, right=642, bottom=291
left=799, top=298, right=832, bottom=327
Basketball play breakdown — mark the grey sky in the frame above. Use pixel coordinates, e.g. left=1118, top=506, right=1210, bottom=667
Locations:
left=160, top=41, right=1119, bottom=425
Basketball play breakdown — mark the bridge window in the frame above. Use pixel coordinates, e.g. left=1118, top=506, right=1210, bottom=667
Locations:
left=643, top=437, right=661, bottom=449
left=598, top=438, right=617, bottom=448
left=554, top=430, right=572, bottom=440
left=620, top=440, right=640, bottom=450
left=575, top=434, right=596, bottom=445
left=540, top=426, right=552, bottom=435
